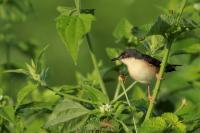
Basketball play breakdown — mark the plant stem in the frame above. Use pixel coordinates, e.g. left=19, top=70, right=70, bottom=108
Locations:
left=86, top=34, right=108, bottom=97
left=74, top=0, right=108, bottom=97
left=144, top=41, right=172, bottom=121
left=114, top=81, right=121, bottom=99
left=120, top=81, right=131, bottom=106
left=45, top=86, right=95, bottom=104
left=144, top=0, right=187, bottom=122
left=111, top=81, right=137, bottom=104
left=120, top=81, right=138, bottom=133
left=119, top=81, right=137, bottom=133
left=176, top=0, right=188, bottom=24
left=74, top=0, right=80, bottom=13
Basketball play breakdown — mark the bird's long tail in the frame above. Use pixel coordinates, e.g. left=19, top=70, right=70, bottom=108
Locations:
left=165, top=64, right=182, bottom=72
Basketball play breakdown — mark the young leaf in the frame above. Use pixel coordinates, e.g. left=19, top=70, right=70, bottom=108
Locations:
left=16, top=82, right=37, bottom=109
left=45, top=99, right=90, bottom=128
left=162, top=113, right=186, bottom=133
left=79, top=85, right=109, bottom=104
left=106, top=47, right=121, bottom=59
left=144, top=35, right=165, bottom=56
left=147, top=13, right=178, bottom=36
left=0, top=105, right=15, bottom=123
left=162, top=113, right=179, bottom=124
left=113, top=18, right=134, bottom=43
left=139, top=117, right=167, bottom=133
left=56, top=14, right=95, bottom=64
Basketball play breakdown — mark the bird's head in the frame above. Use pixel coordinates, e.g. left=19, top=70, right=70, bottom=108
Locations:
left=111, top=49, right=141, bottom=65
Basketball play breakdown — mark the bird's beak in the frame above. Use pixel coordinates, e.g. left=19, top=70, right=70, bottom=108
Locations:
left=111, top=56, right=120, bottom=61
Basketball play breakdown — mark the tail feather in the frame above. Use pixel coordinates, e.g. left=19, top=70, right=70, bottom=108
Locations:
left=165, top=64, right=182, bottom=72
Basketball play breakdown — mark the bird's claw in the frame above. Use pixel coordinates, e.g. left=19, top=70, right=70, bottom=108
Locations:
left=148, top=96, right=154, bottom=103
left=156, top=74, right=164, bottom=81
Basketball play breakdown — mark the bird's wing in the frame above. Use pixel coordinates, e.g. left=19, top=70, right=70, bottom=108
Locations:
left=141, top=54, right=181, bottom=72
left=140, top=54, right=161, bottom=68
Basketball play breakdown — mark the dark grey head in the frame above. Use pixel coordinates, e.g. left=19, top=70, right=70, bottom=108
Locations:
left=111, top=49, right=141, bottom=61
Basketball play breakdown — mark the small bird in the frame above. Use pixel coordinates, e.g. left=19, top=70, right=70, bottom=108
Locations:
left=112, top=49, right=180, bottom=101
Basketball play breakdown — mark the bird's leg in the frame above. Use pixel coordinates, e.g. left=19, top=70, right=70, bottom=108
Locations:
left=147, top=83, right=153, bottom=102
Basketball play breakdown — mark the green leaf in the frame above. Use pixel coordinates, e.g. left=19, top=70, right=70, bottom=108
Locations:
left=139, top=117, right=167, bottom=133
left=56, top=13, right=95, bottom=64
left=162, top=113, right=179, bottom=124
left=16, top=82, right=37, bottom=109
left=56, top=6, right=74, bottom=16
left=5, top=69, right=28, bottom=75
left=45, top=99, right=90, bottom=129
left=118, top=120, right=131, bottom=133
left=162, top=113, right=186, bottom=133
left=106, top=47, right=121, bottom=59
left=148, top=13, right=178, bottom=36
left=113, top=18, right=135, bottom=43
left=16, top=101, right=53, bottom=114
left=144, top=35, right=165, bottom=56
left=0, top=105, right=15, bottom=123
left=79, top=85, right=109, bottom=104
left=172, top=38, right=200, bottom=55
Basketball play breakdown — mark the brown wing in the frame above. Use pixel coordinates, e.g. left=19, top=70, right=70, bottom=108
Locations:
left=141, top=54, right=161, bottom=68
left=141, top=54, right=180, bottom=72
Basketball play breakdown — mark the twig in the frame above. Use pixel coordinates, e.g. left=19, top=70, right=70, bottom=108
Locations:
left=120, top=81, right=131, bottom=106
left=86, top=34, right=108, bottom=97
left=111, top=81, right=137, bottom=104
left=114, top=81, right=121, bottom=99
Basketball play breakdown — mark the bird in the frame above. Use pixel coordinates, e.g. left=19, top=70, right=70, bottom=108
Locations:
left=112, top=49, right=180, bottom=101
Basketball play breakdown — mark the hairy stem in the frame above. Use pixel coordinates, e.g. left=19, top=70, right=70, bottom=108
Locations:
left=74, top=0, right=108, bottom=97
left=144, top=0, right=187, bottom=122
left=144, top=41, right=172, bottom=121
left=86, top=34, right=108, bottom=97
left=74, top=0, right=80, bottom=13
left=176, top=0, right=188, bottom=24
left=114, top=81, right=121, bottom=99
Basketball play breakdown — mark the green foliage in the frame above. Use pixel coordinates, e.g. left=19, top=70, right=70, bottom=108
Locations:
left=0, top=0, right=200, bottom=132
left=113, top=18, right=135, bottom=43
left=79, top=85, right=109, bottom=104
left=162, top=113, right=186, bottom=133
left=56, top=12, right=95, bottom=64
left=0, top=0, right=32, bottom=22
left=45, top=99, right=90, bottom=131
left=0, top=105, right=15, bottom=124
left=16, top=82, right=37, bottom=109
left=139, top=117, right=167, bottom=133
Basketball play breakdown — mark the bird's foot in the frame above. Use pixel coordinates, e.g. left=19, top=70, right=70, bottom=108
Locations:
left=147, top=95, right=154, bottom=103
left=156, top=74, right=164, bottom=81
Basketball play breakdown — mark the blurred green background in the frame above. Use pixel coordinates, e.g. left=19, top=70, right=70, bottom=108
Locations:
left=10, top=0, right=168, bottom=86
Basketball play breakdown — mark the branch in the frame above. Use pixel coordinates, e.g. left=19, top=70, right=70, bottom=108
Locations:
left=74, top=0, right=108, bottom=97
left=144, top=42, right=172, bottom=121
left=86, top=34, right=108, bottom=97
left=143, top=0, right=188, bottom=122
